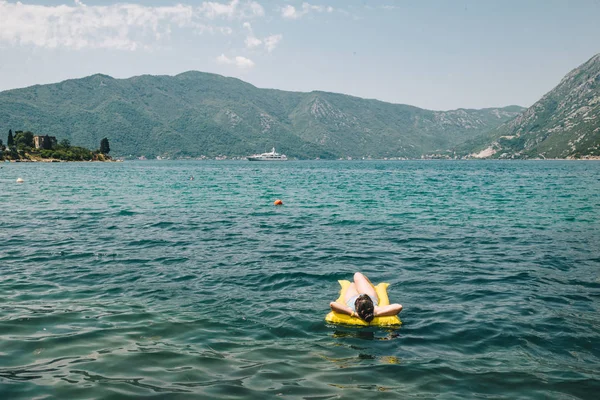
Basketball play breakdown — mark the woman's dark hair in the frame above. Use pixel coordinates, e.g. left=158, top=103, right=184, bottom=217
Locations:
left=355, top=294, right=375, bottom=322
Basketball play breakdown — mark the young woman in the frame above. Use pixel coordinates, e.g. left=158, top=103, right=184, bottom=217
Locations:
left=329, top=272, right=403, bottom=322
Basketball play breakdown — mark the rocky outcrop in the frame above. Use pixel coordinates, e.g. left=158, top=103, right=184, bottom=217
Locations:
left=473, top=53, right=600, bottom=159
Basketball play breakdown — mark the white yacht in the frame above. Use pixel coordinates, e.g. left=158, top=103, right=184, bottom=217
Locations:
left=247, top=147, right=288, bottom=161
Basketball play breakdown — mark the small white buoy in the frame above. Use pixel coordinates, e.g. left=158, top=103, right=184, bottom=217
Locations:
left=16, top=177, right=24, bottom=183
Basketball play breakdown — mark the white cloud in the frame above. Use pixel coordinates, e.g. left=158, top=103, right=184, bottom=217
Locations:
left=199, top=0, right=263, bottom=19
left=217, top=53, right=231, bottom=64
left=234, top=55, right=255, bottom=68
left=281, top=2, right=334, bottom=19
left=0, top=0, right=264, bottom=50
left=281, top=5, right=298, bottom=19
left=242, top=21, right=281, bottom=52
left=216, top=54, right=255, bottom=68
left=245, top=36, right=262, bottom=48
left=242, top=21, right=260, bottom=48
left=264, top=34, right=282, bottom=52
left=199, top=0, right=239, bottom=19
left=248, top=2, right=265, bottom=18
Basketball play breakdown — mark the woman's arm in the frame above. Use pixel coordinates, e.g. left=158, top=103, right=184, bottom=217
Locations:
left=330, top=301, right=358, bottom=317
left=374, top=303, right=403, bottom=317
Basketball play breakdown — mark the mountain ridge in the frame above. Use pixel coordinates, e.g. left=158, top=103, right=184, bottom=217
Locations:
left=468, top=53, right=600, bottom=159
left=0, top=70, right=526, bottom=159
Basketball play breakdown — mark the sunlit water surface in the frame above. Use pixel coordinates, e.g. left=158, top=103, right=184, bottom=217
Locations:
left=1, top=160, right=599, bottom=399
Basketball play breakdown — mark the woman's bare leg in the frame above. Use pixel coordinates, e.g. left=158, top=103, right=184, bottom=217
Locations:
left=353, top=272, right=378, bottom=301
left=344, top=282, right=359, bottom=302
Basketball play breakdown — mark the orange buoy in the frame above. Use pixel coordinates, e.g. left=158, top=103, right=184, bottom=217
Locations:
left=274, top=199, right=283, bottom=206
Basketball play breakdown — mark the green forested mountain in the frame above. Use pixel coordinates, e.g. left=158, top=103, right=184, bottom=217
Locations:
left=0, top=71, right=523, bottom=159
left=467, top=53, right=600, bottom=159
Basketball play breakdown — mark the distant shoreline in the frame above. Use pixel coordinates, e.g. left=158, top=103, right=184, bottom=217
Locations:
left=3, top=158, right=116, bottom=163
left=4, top=156, right=599, bottom=163
left=90, top=157, right=600, bottom=162
left=4, top=159, right=117, bottom=163
left=1, top=152, right=114, bottom=163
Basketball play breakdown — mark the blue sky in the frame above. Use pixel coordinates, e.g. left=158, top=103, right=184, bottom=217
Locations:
left=0, top=0, right=598, bottom=110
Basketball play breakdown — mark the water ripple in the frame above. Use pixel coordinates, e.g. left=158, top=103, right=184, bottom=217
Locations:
left=1, top=160, right=599, bottom=399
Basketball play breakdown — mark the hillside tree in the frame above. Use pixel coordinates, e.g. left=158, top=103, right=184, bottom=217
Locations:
left=43, top=134, right=53, bottom=150
left=14, top=131, right=34, bottom=149
left=100, top=137, right=110, bottom=155
left=7, top=129, right=14, bottom=147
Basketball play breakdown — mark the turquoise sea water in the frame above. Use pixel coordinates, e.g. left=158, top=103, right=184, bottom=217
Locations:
left=1, top=160, right=599, bottom=399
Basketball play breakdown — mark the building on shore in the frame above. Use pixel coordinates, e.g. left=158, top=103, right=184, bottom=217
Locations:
left=33, top=135, right=57, bottom=149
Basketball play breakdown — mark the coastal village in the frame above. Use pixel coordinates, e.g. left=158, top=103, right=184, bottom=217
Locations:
left=0, top=130, right=111, bottom=162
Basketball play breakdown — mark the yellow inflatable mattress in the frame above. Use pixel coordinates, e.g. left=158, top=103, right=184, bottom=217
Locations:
left=325, top=280, right=401, bottom=326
